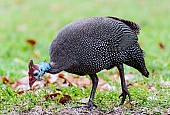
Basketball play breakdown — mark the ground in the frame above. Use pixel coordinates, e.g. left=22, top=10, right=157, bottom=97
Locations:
left=0, top=0, right=170, bottom=114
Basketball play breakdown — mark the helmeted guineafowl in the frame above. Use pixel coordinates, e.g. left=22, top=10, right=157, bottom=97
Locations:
left=28, top=17, right=149, bottom=109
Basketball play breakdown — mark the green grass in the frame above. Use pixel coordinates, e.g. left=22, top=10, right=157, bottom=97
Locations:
left=0, top=0, right=170, bottom=114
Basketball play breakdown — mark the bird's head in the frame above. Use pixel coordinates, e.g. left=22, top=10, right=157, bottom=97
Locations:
left=28, top=60, right=51, bottom=86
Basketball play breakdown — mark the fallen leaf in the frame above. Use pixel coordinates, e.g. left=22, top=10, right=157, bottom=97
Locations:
left=58, top=73, right=65, bottom=78
left=128, top=81, right=148, bottom=90
left=60, top=75, right=91, bottom=87
left=124, top=102, right=132, bottom=107
left=45, top=73, right=70, bottom=87
left=26, top=39, right=37, bottom=46
left=109, top=72, right=120, bottom=82
left=46, top=73, right=115, bottom=91
left=45, top=93, right=60, bottom=100
left=128, top=81, right=139, bottom=87
left=12, top=75, right=45, bottom=91
left=98, top=77, right=106, bottom=85
left=59, top=95, right=72, bottom=104
left=159, top=42, right=165, bottom=49
left=1, top=77, right=9, bottom=84
left=99, top=83, right=116, bottom=91
left=31, top=80, right=45, bottom=90
left=45, top=73, right=59, bottom=84
left=17, top=90, right=25, bottom=95
left=12, top=76, right=30, bottom=90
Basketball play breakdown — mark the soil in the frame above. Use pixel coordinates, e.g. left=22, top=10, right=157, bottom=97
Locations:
left=7, top=106, right=170, bottom=115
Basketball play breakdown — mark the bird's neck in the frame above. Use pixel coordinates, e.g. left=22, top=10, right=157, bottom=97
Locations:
left=37, top=62, right=51, bottom=76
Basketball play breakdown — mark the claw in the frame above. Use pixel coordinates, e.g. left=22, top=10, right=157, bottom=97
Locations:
left=119, top=93, right=126, bottom=105
left=71, top=101, right=97, bottom=110
left=87, top=100, right=97, bottom=110
left=119, top=93, right=123, bottom=98
left=119, top=90, right=132, bottom=105
left=71, top=104, right=97, bottom=110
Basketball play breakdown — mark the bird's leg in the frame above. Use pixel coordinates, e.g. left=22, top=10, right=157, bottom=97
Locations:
left=71, top=74, right=98, bottom=110
left=87, top=74, right=98, bottom=109
left=117, top=64, right=132, bottom=105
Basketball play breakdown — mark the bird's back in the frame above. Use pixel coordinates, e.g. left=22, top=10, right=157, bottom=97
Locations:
left=49, top=17, right=140, bottom=75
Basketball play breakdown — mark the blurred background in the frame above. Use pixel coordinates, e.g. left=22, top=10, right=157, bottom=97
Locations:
left=0, top=0, right=170, bottom=80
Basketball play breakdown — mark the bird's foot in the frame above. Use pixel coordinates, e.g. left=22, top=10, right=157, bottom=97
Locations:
left=87, top=101, right=97, bottom=110
left=119, top=89, right=132, bottom=105
left=71, top=101, right=97, bottom=110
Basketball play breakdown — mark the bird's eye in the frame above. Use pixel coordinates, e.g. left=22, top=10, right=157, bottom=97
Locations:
left=33, top=71, right=39, bottom=76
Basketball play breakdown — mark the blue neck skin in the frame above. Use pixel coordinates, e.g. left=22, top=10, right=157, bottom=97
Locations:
left=34, top=62, right=51, bottom=80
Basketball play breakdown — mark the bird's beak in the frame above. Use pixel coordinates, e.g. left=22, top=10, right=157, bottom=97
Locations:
left=34, top=74, right=41, bottom=81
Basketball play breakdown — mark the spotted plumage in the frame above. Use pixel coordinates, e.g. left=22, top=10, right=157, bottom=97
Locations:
left=29, top=17, right=149, bottom=109
left=49, top=17, right=145, bottom=74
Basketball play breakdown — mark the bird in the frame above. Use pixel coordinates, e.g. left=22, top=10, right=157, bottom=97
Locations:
left=28, top=16, right=149, bottom=109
